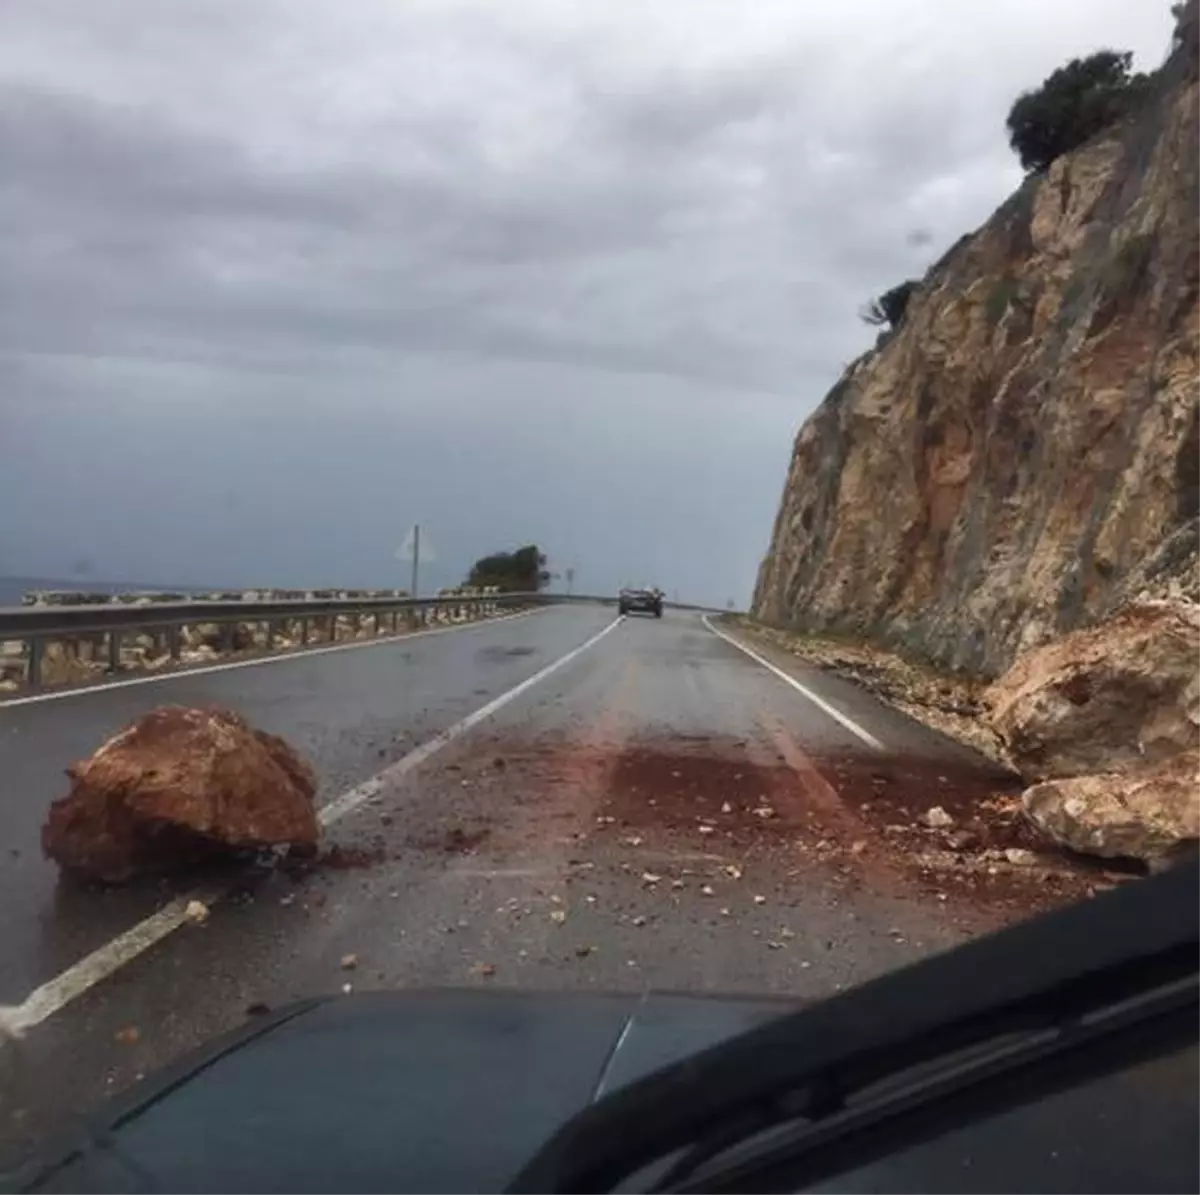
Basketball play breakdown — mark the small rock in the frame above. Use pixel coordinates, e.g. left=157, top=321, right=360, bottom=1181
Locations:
left=753, top=894, right=767, bottom=905
left=753, top=806, right=775, bottom=819
left=946, top=829, right=981, bottom=852
left=342, top=982, right=353, bottom=994
left=549, top=909, right=567, bottom=924
left=472, top=962, right=497, bottom=978
left=698, top=825, right=715, bottom=835
left=720, top=907, right=731, bottom=916
left=920, top=806, right=955, bottom=829
left=670, top=878, right=686, bottom=890
left=114, top=1026, right=140, bottom=1045
left=622, top=835, right=643, bottom=847
left=766, top=940, right=784, bottom=950
left=850, top=840, right=867, bottom=855
left=1004, top=847, right=1040, bottom=867
left=721, top=802, right=733, bottom=814
left=340, top=953, right=358, bottom=970
left=632, top=915, right=647, bottom=927
left=700, top=884, right=715, bottom=896
left=641, top=872, right=662, bottom=885
left=575, top=945, right=595, bottom=958
left=184, top=899, right=210, bottom=925
left=723, top=864, right=743, bottom=880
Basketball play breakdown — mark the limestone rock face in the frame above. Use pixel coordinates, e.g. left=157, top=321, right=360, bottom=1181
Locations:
left=753, top=36, right=1199, bottom=678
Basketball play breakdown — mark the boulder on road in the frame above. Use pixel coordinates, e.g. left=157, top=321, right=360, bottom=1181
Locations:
left=985, top=602, right=1200, bottom=781
left=43, top=706, right=319, bottom=883
left=1022, top=751, right=1200, bottom=862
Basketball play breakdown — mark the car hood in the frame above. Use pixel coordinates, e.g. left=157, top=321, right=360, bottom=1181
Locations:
left=20, top=988, right=791, bottom=1194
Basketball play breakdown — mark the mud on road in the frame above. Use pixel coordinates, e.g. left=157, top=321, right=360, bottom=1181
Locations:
left=328, top=726, right=1107, bottom=935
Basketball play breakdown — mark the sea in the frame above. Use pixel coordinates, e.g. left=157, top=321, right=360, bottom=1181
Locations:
left=0, top=576, right=211, bottom=607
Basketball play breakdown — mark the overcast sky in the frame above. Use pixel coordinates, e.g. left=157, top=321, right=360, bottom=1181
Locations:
left=0, top=1, right=1172, bottom=604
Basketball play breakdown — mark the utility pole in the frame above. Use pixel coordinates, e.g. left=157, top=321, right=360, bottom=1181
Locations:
left=565, top=566, right=575, bottom=596
left=410, top=523, right=420, bottom=599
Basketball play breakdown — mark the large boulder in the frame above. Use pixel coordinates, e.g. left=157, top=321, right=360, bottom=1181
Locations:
left=985, top=602, right=1200, bottom=781
left=43, top=706, right=319, bottom=882
left=1022, top=751, right=1200, bottom=862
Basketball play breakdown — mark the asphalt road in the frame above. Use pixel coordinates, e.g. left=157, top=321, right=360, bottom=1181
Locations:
left=1, top=604, right=1034, bottom=1165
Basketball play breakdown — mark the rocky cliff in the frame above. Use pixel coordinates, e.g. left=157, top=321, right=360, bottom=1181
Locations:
left=754, top=28, right=1199, bottom=678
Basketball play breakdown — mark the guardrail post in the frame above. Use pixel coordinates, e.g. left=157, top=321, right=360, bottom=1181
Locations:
left=329, top=616, right=337, bottom=643
left=28, top=637, right=42, bottom=688
left=300, top=618, right=310, bottom=646
left=167, top=625, right=181, bottom=662
left=107, top=631, right=122, bottom=675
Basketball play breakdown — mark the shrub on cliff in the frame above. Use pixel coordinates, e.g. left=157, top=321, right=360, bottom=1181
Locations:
left=860, top=280, right=918, bottom=331
left=1006, top=50, right=1152, bottom=173
left=467, top=544, right=550, bottom=592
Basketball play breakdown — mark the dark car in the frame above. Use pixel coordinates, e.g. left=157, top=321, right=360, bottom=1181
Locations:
left=6, top=860, right=1196, bottom=1193
left=619, top=587, right=663, bottom=618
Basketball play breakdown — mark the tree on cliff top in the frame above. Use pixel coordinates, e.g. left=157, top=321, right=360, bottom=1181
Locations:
left=1006, top=50, right=1151, bottom=173
left=860, top=279, right=918, bottom=331
left=467, top=544, right=549, bottom=592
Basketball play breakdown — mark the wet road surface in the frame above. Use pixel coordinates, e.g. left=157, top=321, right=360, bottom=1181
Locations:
left=1, top=605, right=1061, bottom=1164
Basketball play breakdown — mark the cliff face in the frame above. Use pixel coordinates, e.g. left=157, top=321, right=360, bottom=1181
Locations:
left=753, top=37, right=1199, bottom=678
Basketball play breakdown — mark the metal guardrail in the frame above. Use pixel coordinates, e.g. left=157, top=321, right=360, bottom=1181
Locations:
left=0, top=591, right=729, bottom=692
left=0, top=592, right=555, bottom=691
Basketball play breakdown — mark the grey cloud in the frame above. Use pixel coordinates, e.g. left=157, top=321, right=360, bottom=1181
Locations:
left=0, top=0, right=1173, bottom=598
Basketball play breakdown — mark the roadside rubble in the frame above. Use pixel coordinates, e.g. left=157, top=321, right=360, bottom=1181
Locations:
left=986, top=602, right=1199, bottom=865
left=42, top=706, right=319, bottom=883
left=725, top=609, right=1200, bottom=870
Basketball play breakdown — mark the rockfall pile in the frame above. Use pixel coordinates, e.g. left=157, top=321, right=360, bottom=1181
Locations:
left=42, top=707, right=319, bottom=882
left=986, top=602, right=1198, bottom=861
left=753, top=26, right=1199, bottom=678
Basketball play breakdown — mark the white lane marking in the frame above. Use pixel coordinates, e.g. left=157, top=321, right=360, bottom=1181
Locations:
left=702, top=615, right=884, bottom=751
left=2, top=614, right=624, bottom=1035
left=316, top=615, right=625, bottom=825
left=0, top=607, right=544, bottom=709
left=1, top=890, right=224, bottom=1036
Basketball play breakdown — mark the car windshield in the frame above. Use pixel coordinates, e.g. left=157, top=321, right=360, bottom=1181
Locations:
left=1, top=0, right=1196, bottom=1190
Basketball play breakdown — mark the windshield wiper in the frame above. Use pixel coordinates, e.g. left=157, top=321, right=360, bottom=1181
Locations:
left=506, top=859, right=1199, bottom=1194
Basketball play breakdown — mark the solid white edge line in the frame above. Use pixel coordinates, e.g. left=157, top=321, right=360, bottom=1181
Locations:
left=0, top=606, right=544, bottom=709
left=1, top=612, right=625, bottom=1035
left=702, top=615, right=884, bottom=751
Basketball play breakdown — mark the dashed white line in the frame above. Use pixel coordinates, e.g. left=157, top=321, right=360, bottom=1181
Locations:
left=702, top=615, right=884, bottom=751
left=1, top=614, right=625, bottom=1035
left=0, top=607, right=544, bottom=709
